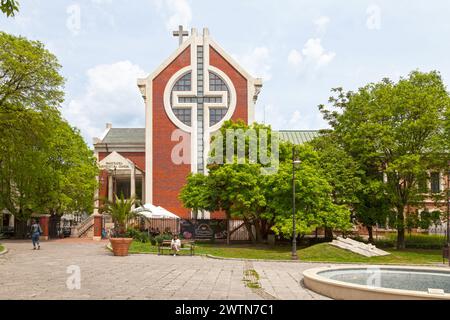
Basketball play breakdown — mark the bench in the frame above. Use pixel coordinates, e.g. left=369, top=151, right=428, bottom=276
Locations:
left=158, top=240, right=195, bottom=256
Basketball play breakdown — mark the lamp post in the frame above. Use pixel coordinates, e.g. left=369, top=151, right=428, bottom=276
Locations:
left=292, top=147, right=301, bottom=261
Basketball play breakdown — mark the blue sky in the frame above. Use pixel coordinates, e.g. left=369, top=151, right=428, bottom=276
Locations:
left=1, top=0, right=450, bottom=144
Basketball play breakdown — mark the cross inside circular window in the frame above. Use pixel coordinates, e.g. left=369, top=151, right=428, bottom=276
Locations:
left=170, top=71, right=230, bottom=127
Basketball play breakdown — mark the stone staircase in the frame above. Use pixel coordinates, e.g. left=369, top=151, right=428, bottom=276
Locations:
left=69, top=214, right=113, bottom=238
left=72, top=215, right=94, bottom=238
left=331, top=236, right=391, bottom=257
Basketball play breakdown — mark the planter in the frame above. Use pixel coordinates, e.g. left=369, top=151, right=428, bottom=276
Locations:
left=109, top=238, right=133, bottom=256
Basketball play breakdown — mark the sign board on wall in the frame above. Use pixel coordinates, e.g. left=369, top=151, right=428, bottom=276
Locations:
left=180, top=220, right=227, bottom=240
left=98, top=151, right=133, bottom=171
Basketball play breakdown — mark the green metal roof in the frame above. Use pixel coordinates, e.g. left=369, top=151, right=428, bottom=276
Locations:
left=277, top=130, right=320, bottom=145
left=102, top=128, right=145, bottom=144
left=100, top=128, right=320, bottom=145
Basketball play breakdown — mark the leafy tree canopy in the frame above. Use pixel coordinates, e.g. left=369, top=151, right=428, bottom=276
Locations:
left=0, top=0, right=19, bottom=17
left=319, top=70, right=450, bottom=248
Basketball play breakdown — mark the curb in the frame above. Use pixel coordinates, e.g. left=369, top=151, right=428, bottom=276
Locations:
left=0, top=245, right=8, bottom=256
left=205, top=254, right=447, bottom=267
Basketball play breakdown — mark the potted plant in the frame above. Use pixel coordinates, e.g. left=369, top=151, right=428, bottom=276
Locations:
left=100, top=194, right=137, bottom=256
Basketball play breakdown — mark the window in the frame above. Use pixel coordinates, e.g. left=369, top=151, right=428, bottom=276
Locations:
left=208, top=72, right=229, bottom=125
left=173, top=108, right=192, bottom=126
left=417, top=174, right=428, bottom=193
left=210, top=108, right=228, bottom=126
left=171, top=72, right=192, bottom=126
left=431, top=172, right=441, bottom=193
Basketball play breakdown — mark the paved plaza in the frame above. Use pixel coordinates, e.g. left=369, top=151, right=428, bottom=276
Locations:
left=0, top=240, right=331, bottom=300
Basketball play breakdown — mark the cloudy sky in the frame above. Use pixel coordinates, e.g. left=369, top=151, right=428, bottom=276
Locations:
left=1, top=0, right=449, bottom=144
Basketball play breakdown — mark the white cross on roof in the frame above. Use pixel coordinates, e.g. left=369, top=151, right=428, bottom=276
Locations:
left=172, top=25, right=189, bottom=46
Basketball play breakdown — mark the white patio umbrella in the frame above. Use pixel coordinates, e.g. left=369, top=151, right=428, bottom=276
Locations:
left=133, top=203, right=180, bottom=219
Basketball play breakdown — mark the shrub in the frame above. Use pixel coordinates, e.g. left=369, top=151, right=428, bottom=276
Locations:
left=125, top=228, right=140, bottom=239
left=155, top=235, right=164, bottom=245
left=155, top=234, right=171, bottom=244
left=138, top=231, right=150, bottom=243
left=375, top=233, right=446, bottom=249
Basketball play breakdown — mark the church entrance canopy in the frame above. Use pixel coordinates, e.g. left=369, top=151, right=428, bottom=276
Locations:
left=98, top=151, right=144, bottom=203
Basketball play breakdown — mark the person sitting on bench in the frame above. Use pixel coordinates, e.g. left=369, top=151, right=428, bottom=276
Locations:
left=171, top=235, right=181, bottom=256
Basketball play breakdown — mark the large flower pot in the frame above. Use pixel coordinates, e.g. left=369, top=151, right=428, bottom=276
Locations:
left=110, top=238, right=133, bottom=256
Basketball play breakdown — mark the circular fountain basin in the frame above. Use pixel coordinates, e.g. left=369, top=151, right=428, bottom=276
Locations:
left=303, top=266, right=450, bottom=300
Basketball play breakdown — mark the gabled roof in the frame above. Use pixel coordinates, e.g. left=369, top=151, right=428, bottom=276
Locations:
left=101, top=128, right=145, bottom=145
left=137, top=28, right=263, bottom=100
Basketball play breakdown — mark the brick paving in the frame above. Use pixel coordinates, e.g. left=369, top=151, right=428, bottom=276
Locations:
left=0, top=240, right=328, bottom=300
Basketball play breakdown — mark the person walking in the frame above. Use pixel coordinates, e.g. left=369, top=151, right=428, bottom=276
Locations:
left=30, top=219, right=42, bottom=250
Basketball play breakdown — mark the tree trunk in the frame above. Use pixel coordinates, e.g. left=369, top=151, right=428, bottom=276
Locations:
left=243, top=218, right=256, bottom=244
left=367, top=226, right=374, bottom=244
left=254, top=219, right=264, bottom=243
left=324, top=227, right=333, bottom=242
left=397, top=205, right=406, bottom=249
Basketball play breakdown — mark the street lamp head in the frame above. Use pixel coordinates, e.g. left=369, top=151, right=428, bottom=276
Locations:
left=293, top=160, right=302, bottom=165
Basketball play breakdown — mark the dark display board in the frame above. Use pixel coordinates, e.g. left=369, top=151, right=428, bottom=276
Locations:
left=180, top=219, right=227, bottom=240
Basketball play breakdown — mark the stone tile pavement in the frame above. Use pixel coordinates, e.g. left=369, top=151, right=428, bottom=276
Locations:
left=0, top=240, right=329, bottom=300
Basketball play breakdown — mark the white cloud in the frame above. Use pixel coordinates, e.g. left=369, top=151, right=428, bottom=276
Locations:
left=302, top=38, right=336, bottom=67
left=63, top=61, right=147, bottom=144
left=288, top=49, right=303, bottom=67
left=314, top=16, right=330, bottom=35
left=287, top=38, right=335, bottom=71
left=232, top=46, right=272, bottom=81
left=153, top=0, right=192, bottom=31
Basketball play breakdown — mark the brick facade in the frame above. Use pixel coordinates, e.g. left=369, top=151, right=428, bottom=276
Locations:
left=151, top=47, right=192, bottom=218
left=147, top=44, right=250, bottom=219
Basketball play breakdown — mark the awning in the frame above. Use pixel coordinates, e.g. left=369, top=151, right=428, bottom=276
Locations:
left=133, top=203, right=180, bottom=219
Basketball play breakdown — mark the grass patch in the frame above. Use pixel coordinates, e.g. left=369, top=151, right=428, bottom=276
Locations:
left=300, top=243, right=442, bottom=264
left=0, top=244, right=3, bottom=253
left=375, top=233, right=446, bottom=250
left=244, top=269, right=260, bottom=280
left=243, top=269, right=261, bottom=289
left=128, top=241, right=443, bottom=265
left=245, top=282, right=261, bottom=289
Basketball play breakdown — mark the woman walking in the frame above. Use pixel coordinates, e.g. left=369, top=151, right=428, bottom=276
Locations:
left=30, top=219, right=42, bottom=250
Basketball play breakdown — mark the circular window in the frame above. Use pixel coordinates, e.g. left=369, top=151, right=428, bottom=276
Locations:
left=170, top=71, right=230, bottom=127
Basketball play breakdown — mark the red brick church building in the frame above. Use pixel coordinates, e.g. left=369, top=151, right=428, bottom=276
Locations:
left=95, top=27, right=265, bottom=219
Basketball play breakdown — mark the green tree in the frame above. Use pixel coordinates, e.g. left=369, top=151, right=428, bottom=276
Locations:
left=36, top=116, right=99, bottom=216
left=267, top=144, right=352, bottom=238
left=1, top=0, right=19, bottom=17
left=320, top=71, right=450, bottom=248
left=179, top=173, right=214, bottom=220
left=180, top=120, right=352, bottom=243
left=0, top=32, right=98, bottom=230
left=310, top=132, right=363, bottom=240
left=0, top=31, right=64, bottom=112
